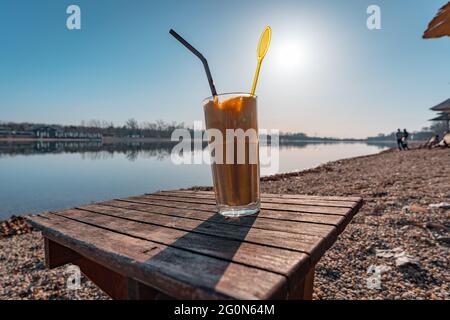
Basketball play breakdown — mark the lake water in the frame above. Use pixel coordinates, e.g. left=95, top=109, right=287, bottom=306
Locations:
left=0, top=140, right=393, bottom=219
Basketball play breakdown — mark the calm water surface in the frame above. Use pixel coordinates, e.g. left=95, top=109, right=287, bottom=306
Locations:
left=0, top=140, right=393, bottom=219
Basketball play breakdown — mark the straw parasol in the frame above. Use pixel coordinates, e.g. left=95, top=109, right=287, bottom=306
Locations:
left=430, top=98, right=450, bottom=112
left=429, top=112, right=450, bottom=131
left=423, top=2, right=450, bottom=38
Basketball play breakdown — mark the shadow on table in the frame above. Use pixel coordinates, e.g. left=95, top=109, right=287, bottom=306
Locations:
left=144, top=211, right=258, bottom=299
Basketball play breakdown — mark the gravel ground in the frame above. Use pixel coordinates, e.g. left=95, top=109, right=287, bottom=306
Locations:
left=0, top=148, right=449, bottom=299
left=261, top=148, right=450, bottom=300
left=0, top=231, right=109, bottom=300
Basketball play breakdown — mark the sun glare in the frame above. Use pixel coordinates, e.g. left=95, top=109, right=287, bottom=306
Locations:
left=273, top=40, right=310, bottom=73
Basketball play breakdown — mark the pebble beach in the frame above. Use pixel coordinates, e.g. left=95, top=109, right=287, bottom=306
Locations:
left=0, top=148, right=449, bottom=300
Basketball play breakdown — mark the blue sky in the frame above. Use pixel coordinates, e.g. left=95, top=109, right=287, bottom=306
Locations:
left=0, top=0, right=448, bottom=138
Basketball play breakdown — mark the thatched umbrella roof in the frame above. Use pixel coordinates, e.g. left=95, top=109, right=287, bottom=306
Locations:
left=429, top=112, right=450, bottom=131
left=429, top=113, right=450, bottom=121
left=423, top=2, right=450, bottom=38
left=430, top=98, right=450, bottom=112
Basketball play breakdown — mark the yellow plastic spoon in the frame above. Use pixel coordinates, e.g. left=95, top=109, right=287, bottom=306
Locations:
left=251, top=26, right=272, bottom=96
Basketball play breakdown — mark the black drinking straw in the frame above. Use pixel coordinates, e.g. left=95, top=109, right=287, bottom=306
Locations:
left=169, top=29, right=217, bottom=97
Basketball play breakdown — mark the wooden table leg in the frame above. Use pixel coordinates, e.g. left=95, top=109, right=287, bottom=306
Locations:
left=45, top=238, right=80, bottom=269
left=289, top=266, right=315, bottom=300
left=44, top=237, right=170, bottom=300
left=302, top=267, right=315, bottom=300
left=73, top=256, right=130, bottom=299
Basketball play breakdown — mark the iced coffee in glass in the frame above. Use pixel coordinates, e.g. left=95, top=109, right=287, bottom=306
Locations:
left=203, top=93, right=260, bottom=217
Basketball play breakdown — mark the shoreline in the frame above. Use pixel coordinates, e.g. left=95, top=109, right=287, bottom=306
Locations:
left=0, top=137, right=102, bottom=142
left=1, top=147, right=449, bottom=299
left=0, top=137, right=173, bottom=143
left=0, top=136, right=410, bottom=144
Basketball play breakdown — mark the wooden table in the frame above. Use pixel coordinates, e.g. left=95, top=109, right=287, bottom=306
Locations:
left=27, top=190, right=362, bottom=300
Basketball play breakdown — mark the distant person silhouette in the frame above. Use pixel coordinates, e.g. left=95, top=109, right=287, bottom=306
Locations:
left=396, top=129, right=404, bottom=150
left=402, top=129, right=409, bottom=150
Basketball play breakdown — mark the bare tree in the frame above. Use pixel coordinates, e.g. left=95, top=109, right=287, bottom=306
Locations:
left=101, top=120, right=114, bottom=129
left=125, top=118, right=139, bottom=130
left=86, top=119, right=102, bottom=128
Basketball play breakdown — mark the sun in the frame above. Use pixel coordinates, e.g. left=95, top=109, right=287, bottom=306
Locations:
left=273, top=40, right=310, bottom=72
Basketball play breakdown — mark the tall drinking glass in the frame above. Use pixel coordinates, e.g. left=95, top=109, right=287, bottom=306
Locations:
left=203, top=93, right=260, bottom=217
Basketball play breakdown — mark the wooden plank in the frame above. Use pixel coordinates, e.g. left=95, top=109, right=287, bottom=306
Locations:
left=28, top=214, right=288, bottom=300
left=66, top=205, right=331, bottom=262
left=139, top=194, right=351, bottom=215
left=113, top=196, right=351, bottom=232
left=55, top=206, right=328, bottom=264
left=107, top=198, right=346, bottom=230
left=168, top=189, right=362, bottom=202
left=125, top=192, right=362, bottom=232
left=158, top=190, right=358, bottom=208
left=93, top=200, right=337, bottom=238
left=149, top=190, right=361, bottom=232
left=54, top=207, right=312, bottom=285
left=124, top=194, right=349, bottom=218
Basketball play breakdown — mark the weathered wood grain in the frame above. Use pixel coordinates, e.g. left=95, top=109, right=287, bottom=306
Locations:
left=53, top=207, right=312, bottom=287
left=27, top=190, right=363, bottom=300
left=63, top=206, right=329, bottom=262
left=29, top=213, right=288, bottom=299
left=137, top=194, right=351, bottom=215
left=165, top=189, right=362, bottom=202
left=106, top=198, right=347, bottom=230
left=94, top=200, right=337, bottom=238
left=114, top=196, right=353, bottom=232
left=158, top=190, right=358, bottom=208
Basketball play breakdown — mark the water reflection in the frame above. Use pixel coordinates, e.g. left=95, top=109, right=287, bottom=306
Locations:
left=0, top=140, right=393, bottom=219
left=0, top=140, right=393, bottom=160
left=0, top=140, right=177, bottom=160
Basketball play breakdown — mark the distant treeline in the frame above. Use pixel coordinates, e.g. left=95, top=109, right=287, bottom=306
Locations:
left=0, top=119, right=189, bottom=139
left=1, top=119, right=360, bottom=141
left=2, top=118, right=447, bottom=141
left=279, top=132, right=363, bottom=142
left=367, top=122, right=448, bottom=142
